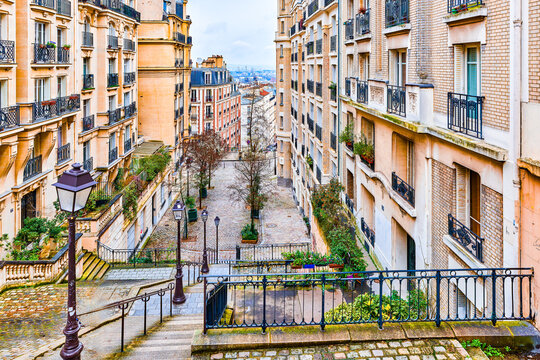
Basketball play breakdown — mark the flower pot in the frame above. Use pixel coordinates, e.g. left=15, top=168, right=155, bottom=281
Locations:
left=187, top=208, right=198, bottom=222
left=291, top=264, right=302, bottom=269
left=303, top=264, right=315, bottom=269
left=200, top=187, right=207, bottom=198
left=329, top=264, right=344, bottom=269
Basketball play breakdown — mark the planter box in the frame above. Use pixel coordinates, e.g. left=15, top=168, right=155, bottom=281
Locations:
left=241, top=237, right=258, bottom=244
left=329, top=264, right=344, bottom=269
left=291, top=264, right=302, bottom=269
left=200, top=188, right=207, bottom=198
left=188, top=208, right=198, bottom=222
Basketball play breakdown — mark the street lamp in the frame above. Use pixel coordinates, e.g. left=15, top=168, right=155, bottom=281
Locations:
left=214, top=216, right=220, bottom=262
left=53, top=163, right=96, bottom=360
left=172, top=200, right=186, bottom=304
left=201, top=209, right=209, bottom=274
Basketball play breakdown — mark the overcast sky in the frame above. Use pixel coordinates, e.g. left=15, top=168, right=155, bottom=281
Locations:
left=188, top=0, right=277, bottom=70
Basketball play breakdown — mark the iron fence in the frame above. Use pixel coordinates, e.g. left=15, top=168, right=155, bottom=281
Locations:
left=235, top=243, right=311, bottom=262
left=82, top=114, right=95, bottom=132
left=123, top=38, right=136, bottom=52
left=57, top=143, right=70, bottom=164
left=57, top=47, right=70, bottom=63
left=33, top=44, right=55, bottom=64
left=203, top=268, right=534, bottom=333
left=0, top=40, right=15, bottom=63
left=361, top=217, right=375, bottom=248
left=124, top=72, right=136, bottom=85
left=0, top=105, right=20, bottom=132
left=108, top=35, right=119, bottom=50
left=345, top=20, right=354, bottom=40
left=448, top=214, right=483, bottom=262
left=108, top=108, right=122, bottom=124
left=387, top=84, right=406, bottom=117
left=385, top=0, right=409, bottom=28
left=108, top=73, right=119, bottom=88
left=23, top=155, right=42, bottom=181
left=31, top=0, right=55, bottom=9
left=392, top=172, right=415, bottom=207
left=447, top=92, right=484, bottom=139
left=83, top=74, right=94, bottom=90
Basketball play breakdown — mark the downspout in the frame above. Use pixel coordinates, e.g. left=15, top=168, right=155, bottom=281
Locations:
left=337, top=0, right=342, bottom=182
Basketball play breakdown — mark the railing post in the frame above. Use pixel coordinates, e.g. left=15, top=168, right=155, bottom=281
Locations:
left=262, top=275, right=267, bottom=333
left=321, top=274, right=326, bottom=331
left=154, top=249, right=158, bottom=267
left=203, top=277, right=208, bottom=334
left=378, top=272, right=384, bottom=329
left=435, top=270, right=441, bottom=327
left=491, top=269, right=497, bottom=326
left=236, top=245, right=240, bottom=261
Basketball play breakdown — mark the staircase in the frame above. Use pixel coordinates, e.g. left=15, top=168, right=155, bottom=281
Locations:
left=78, top=251, right=110, bottom=281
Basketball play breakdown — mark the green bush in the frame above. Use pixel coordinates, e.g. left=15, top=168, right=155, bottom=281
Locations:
left=241, top=224, right=258, bottom=240
left=3, top=218, right=64, bottom=260
left=461, top=339, right=508, bottom=358
left=137, top=149, right=171, bottom=182
left=185, top=196, right=196, bottom=209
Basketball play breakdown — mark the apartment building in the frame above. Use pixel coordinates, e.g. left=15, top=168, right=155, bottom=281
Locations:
left=240, top=86, right=277, bottom=151
left=138, top=0, right=192, bottom=169
left=275, top=0, right=339, bottom=213
left=277, top=0, right=538, bottom=316
left=190, top=56, right=241, bottom=149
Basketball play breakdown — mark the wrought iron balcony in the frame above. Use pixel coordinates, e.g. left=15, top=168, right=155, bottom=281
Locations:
left=315, top=82, right=322, bottom=97
left=392, top=172, right=415, bottom=207
left=330, top=35, right=337, bottom=52
left=57, top=48, right=70, bottom=63
left=345, top=19, right=354, bottom=40
left=82, top=32, right=93, bottom=47
left=31, top=0, right=54, bottom=9
left=361, top=217, right=375, bottom=247
left=448, top=214, right=483, bottom=262
left=124, top=102, right=137, bottom=118
left=57, top=0, right=72, bottom=16
left=0, top=105, right=20, bottom=132
left=387, top=85, right=406, bottom=117
left=316, top=39, right=322, bottom=54
left=307, top=115, right=314, bottom=133
left=107, top=73, right=119, bottom=88
left=330, top=132, right=337, bottom=150
left=32, top=94, right=80, bottom=122
left=357, top=80, right=368, bottom=104
left=307, top=0, right=319, bottom=17
left=345, top=194, right=355, bottom=214
left=385, top=0, right=409, bottom=28
left=447, top=92, right=484, bottom=139
left=108, top=108, right=122, bottom=125
left=23, top=155, right=42, bottom=181
left=356, top=10, right=371, bottom=35
left=307, top=80, right=314, bottom=94
left=124, top=72, right=136, bottom=85
left=124, top=138, right=132, bottom=153
left=306, top=41, right=314, bottom=55
left=107, top=35, right=119, bottom=50
left=82, top=74, right=94, bottom=90
left=33, top=44, right=56, bottom=64
left=123, top=38, right=136, bottom=52
left=83, top=157, right=93, bottom=172
left=290, top=24, right=297, bottom=37
left=82, top=114, right=94, bottom=131
left=109, top=147, right=118, bottom=164
left=324, top=0, right=335, bottom=6
left=448, top=0, right=483, bottom=13
left=87, top=0, right=141, bottom=22
left=205, top=112, right=214, bottom=119
left=345, top=78, right=351, bottom=97
left=315, top=124, right=322, bottom=141
left=187, top=36, right=192, bottom=45
left=174, top=32, right=186, bottom=43
left=57, top=143, right=70, bottom=164
left=0, top=40, right=15, bottom=63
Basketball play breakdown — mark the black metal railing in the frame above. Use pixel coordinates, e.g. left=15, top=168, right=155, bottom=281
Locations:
left=87, top=0, right=140, bottom=22
left=387, top=85, right=406, bottom=117
left=316, top=82, right=322, bottom=97
left=123, top=38, right=135, bottom=52
left=57, top=0, right=71, bottom=16
left=306, top=41, right=314, bottom=55
left=344, top=194, right=355, bottom=214
left=356, top=10, right=371, bottom=35
left=345, top=78, right=351, bottom=97
left=124, top=102, right=136, bottom=118
left=307, top=115, right=314, bottom=133
left=57, top=94, right=80, bottom=115
left=307, top=0, right=319, bottom=17
left=203, top=267, right=534, bottom=332
left=448, top=0, right=483, bottom=13
left=82, top=74, right=94, bottom=90
left=108, top=73, right=119, bottom=88
left=316, top=39, right=322, bottom=54
left=33, top=44, right=56, bottom=64
left=315, top=124, right=322, bottom=140
left=0, top=40, right=15, bottom=63
left=361, top=217, right=375, bottom=247
left=31, top=0, right=55, bottom=9
left=57, top=48, right=70, bottom=63
left=345, top=19, right=354, bottom=40
left=235, top=242, right=310, bottom=261
left=83, top=157, right=93, bottom=172
left=109, top=147, right=118, bottom=164
left=386, top=0, right=409, bottom=27
left=23, top=155, right=42, bottom=181
left=0, top=105, right=20, bottom=132
left=32, top=94, right=80, bottom=122
left=124, top=138, right=132, bottom=153
left=108, top=108, right=122, bottom=124
left=82, top=31, right=93, bottom=47
left=392, top=172, right=415, bottom=207
left=330, top=35, right=337, bottom=52
left=330, top=132, right=337, bottom=150
left=448, top=214, right=483, bottom=262
left=357, top=80, right=368, bottom=104
left=108, top=35, right=119, bottom=50
left=324, top=0, right=335, bottom=6
left=307, top=80, right=314, bottom=94
left=57, top=143, right=70, bottom=164
left=124, top=72, right=136, bottom=85
left=82, top=115, right=95, bottom=132
left=447, top=92, right=484, bottom=139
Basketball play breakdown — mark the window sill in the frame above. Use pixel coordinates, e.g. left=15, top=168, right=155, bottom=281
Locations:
left=443, top=6, right=487, bottom=26
left=443, top=235, right=485, bottom=269
left=382, top=23, right=412, bottom=36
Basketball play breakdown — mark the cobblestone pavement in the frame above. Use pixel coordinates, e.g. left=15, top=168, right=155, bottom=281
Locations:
left=193, top=339, right=472, bottom=360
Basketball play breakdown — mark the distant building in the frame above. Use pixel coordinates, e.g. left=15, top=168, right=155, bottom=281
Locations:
left=190, top=56, right=242, bottom=149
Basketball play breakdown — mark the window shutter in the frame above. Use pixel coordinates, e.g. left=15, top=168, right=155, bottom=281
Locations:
left=455, top=164, right=468, bottom=223
left=454, top=45, right=464, bottom=93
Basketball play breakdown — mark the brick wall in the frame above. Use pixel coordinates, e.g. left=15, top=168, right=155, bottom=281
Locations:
left=530, top=0, right=540, bottom=101
left=480, top=185, right=504, bottom=267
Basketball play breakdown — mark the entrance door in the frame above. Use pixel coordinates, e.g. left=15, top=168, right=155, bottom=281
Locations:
left=127, top=224, right=135, bottom=250
left=21, top=190, right=37, bottom=225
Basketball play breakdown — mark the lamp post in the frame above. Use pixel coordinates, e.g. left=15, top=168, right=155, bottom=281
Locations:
left=172, top=200, right=186, bottom=304
left=53, top=163, right=96, bottom=360
left=201, top=209, right=209, bottom=274
left=214, top=216, right=220, bottom=262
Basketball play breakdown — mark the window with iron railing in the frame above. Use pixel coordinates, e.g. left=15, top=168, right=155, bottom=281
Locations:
left=385, top=0, right=409, bottom=28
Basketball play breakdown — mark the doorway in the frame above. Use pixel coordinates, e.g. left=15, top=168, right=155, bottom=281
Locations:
left=21, top=190, right=37, bottom=225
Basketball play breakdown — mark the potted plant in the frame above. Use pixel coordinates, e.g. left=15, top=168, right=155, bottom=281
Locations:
left=291, top=257, right=302, bottom=269
left=186, top=196, right=198, bottom=222
left=241, top=224, right=258, bottom=244
left=359, top=7, right=367, bottom=14
left=339, top=123, right=354, bottom=148
left=353, top=135, right=374, bottom=165
left=199, top=187, right=207, bottom=199
left=62, top=44, right=71, bottom=50
left=329, top=255, right=344, bottom=269
left=39, top=43, right=47, bottom=49
left=328, top=82, right=337, bottom=90
left=306, top=154, right=314, bottom=168
left=46, top=41, right=56, bottom=49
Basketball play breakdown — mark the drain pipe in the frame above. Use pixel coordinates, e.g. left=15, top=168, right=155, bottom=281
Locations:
left=337, top=0, right=342, bottom=182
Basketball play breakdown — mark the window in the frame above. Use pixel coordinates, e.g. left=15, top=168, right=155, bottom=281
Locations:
left=281, top=20, right=285, bottom=34
left=83, top=99, right=90, bottom=117
left=191, top=90, right=196, bottom=101
left=108, top=58, right=115, bottom=74
left=34, top=78, right=49, bottom=102
left=392, top=133, right=414, bottom=185
left=83, top=57, right=90, bottom=75
left=109, top=132, right=117, bottom=151
left=280, top=45, right=283, bottom=57
left=205, top=73, right=211, bottom=84
left=83, top=141, right=90, bottom=162
left=393, top=50, right=407, bottom=86
left=0, top=80, right=7, bottom=108
left=57, top=76, right=66, bottom=97
left=35, top=22, right=46, bottom=44
left=108, top=95, right=116, bottom=110
left=465, top=46, right=480, bottom=96
left=455, top=165, right=481, bottom=236
left=108, top=24, right=115, bottom=37
left=280, top=69, right=283, bottom=81
left=280, top=115, right=284, bottom=129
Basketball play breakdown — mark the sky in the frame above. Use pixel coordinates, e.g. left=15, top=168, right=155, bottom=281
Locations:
left=188, top=0, right=277, bottom=70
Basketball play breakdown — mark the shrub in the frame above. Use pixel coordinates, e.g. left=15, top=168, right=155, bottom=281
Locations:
left=241, top=224, right=258, bottom=240
left=122, top=182, right=142, bottom=220
left=138, top=149, right=171, bottom=182
left=5, top=218, right=64, bottom=260
left=185, top=196, right=196, bottom=209
left=338, top=123, right=354, bottom=144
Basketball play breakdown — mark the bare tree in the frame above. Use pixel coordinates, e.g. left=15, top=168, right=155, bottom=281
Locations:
left=245, top=88, right=273, bottom=153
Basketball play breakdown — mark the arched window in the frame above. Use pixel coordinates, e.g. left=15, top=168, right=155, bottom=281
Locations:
left=108, top=24, right=116, bottom=37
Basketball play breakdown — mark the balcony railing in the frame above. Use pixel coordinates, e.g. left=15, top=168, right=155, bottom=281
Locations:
left=124, top=102, right=137, bottom=118
left=344, top=194, right=355, bottom=214
left=57, top=0, right=72, bottom=16
left=345, top=78, right=351, bottom=97
left=316, top=166, right=322, bottom=183
left=324, top=0, right=335, bottom=6
left=345, top=19, right=354, bottom=40
left=57, top=48, right=70, bottom=63
left=447, top=92, right=484, bottom=139
left=330, top=35, right=337, bottom=52
left=316, top=39, right=322, bottom=54
left=355, top=9, right=371, bottom=35
left=357, top=80, right=368, bottom=104
left=33, top=44, right=56, bottom=64
left=0, top=40, right=15, bottom=63
left=23, top=155, right=42, bottom=181
left=108, top=35, right=119, bottom=50
left=174, top=32, right=186, bottom=43
left=83, top=157, right=93, bottom=172
left=361, top=217, right=375, bottom=247
left=315, top=124, right=322, bottom=141
left=124, top=72, right=136, bottom=85
left=448, top=0, right=483, bottom=13
left=307, top=80, right=314, bottom=94
left=448, top=214, right=483, bottom=262
left=82, top=74, right=94, bottom=90
left=88, top=0, right=141, bottom=22
left=31, top=0, right=55, bottom=9
left=0, top=105, right=20, bottom=132
left=57, top=143, right=70, bottom=164
left=385, top=0, right=409, bottom=28
left=124, top=138, right=132, bottom=153
left=307, top=0, right=319, bottom=17
left=391, top=172, right=415, bottom=207
left=32, top=94, right=80, bottom=122
left=306, top=41, right=314, bottom=55
left=82, top=114, right=95, bottom=132
left=315, top=82, right=322, bottom=97
left=330, top=87, right=337, bottom=101
left=123, top=38, right=136, bottom=52
left=107, top=73, right=119, bottom=88
left=307, top=116, right=314, bottom=133
left=330, top=132, right=337, bottom=150
left=109, top=147, right=118, bottom=164
left=108, top=108, right=122, bottom=125
left=82, top=32, right=93, bottom=47
left=387, top=84, right=406, bottom=117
